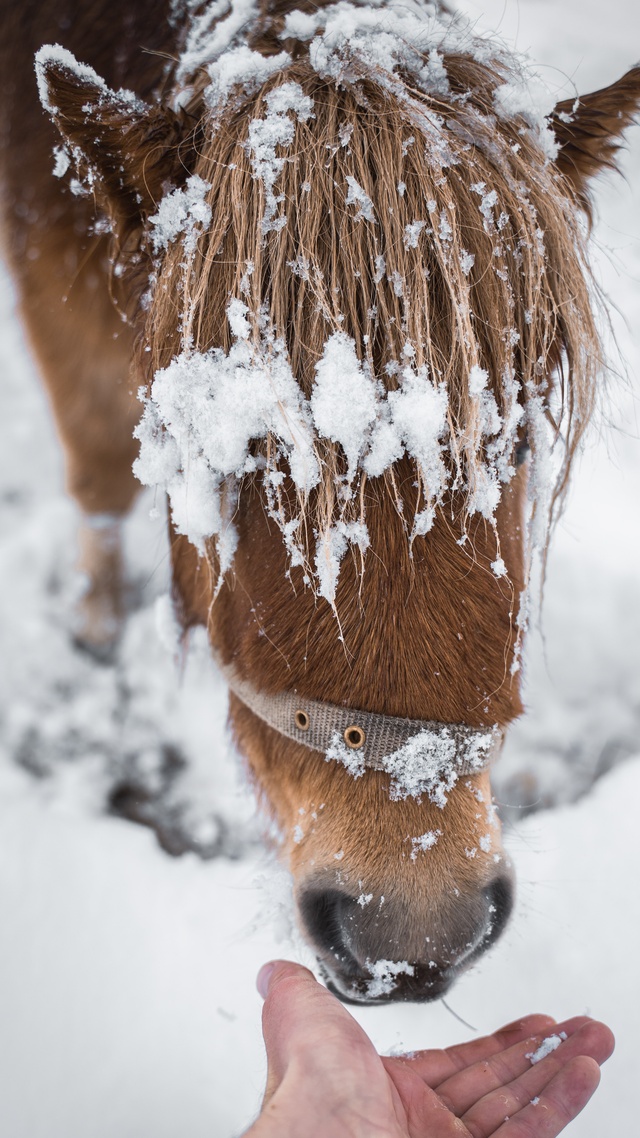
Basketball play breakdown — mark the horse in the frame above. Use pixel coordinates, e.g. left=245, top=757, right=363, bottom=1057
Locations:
left=1, top=0, right=638, bottom=1004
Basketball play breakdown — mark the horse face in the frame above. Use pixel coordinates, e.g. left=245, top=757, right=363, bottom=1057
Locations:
left=201, top=467, right=525, bottom=1002
left=34, top=32, right=640, bottom=1004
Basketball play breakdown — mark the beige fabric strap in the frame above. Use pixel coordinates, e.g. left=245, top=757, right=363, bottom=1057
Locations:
left=219, top=658, right=500, bottom=791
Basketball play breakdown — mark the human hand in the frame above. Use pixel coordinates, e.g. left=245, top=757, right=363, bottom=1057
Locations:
left=243, top=960, right=614, bottom=1138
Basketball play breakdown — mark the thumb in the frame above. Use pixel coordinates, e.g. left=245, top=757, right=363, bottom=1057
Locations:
left=256, top=960, right=375, bottom=1106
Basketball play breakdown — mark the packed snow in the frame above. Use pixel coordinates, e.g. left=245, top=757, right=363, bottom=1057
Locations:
left=363, top=958, right=415, bottom=1000
left=527, top=1031, right=568, bottom=1065
left=1, top=0, right=640, bottom=1135
left=149, top=175, right=213, bottom=255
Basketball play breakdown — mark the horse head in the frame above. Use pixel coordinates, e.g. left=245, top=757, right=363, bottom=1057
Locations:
left=35, top=0, right=640, bottom=1001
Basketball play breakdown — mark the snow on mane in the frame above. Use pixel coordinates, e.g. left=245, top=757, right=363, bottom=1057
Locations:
left=170, top=0, right=560, bottom=158
left=135, top=301, right=499, bottom=607
left=244, top=82, right=314, bottom=234
left=134, top=302, right=320, bottom=570
left=131, top=0, right=598, bottom=641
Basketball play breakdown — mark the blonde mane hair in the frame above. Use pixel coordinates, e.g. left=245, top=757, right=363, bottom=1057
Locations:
left=137, top=32, right=601, bottom=587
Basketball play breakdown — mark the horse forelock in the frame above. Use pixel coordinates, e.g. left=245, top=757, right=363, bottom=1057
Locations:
left=133, top=5, right=601, bottom=608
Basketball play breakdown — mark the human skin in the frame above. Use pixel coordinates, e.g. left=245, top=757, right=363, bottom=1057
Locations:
left=242, top=961, right=614, bottom=1138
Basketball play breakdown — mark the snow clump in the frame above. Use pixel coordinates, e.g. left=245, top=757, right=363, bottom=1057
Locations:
left=136, top=309, right=461, bottom=605
left=204, top=45, right=291, bottom=111
left=345, top=176, right=376, bottom=222
left=526, top=1032, right=568, bottom=1064
left=244, top=82, right=314, bottom=235
left=410, top=830, right=441, bottom=859
left=134, top=301, right=320, bottom=566
left=362, top=958, right=415, bottom=1000
left=326, top=724, right=498, bottom=801
left=149, top=175, right=213, bottom=254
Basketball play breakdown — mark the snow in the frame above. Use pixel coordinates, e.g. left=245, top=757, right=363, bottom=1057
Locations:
left=34, top=43, right=107, bottom=113
left=311, top=331, right=378, bottom=479
left=0, top=752, right=630, bottom=1137
left=204, top=45, right=291, bottom=111
left=365, top=368, right=449, bottom=491
left=493, top=74, right=559, bottom=159
left=52, top=144, right=70, bottom=178
left=244, top=81, right=314, bottom=235
left=149, top=175, right=213, bottom=254
left=1, top=0, right=640, bottom=1134
left=344, top=175, right=376, bottom=222
left=134, top=302, right=320, bottom=558
left=137, top=302, right=494, bottom=599
left=409, top=830, right=441, bottom=860
left=314, top=520, right=371, bottom=605
left=380, top=726, right=497, bottom=804
left=291, top=0, right=495, bottom=94
left=174, top=0, right=260, bottom=88
left=363, top=958, right=415, bottom=1000
left=527, top=1031, right=568, bottom=1065
left=403, top=219, right=427, bottom=249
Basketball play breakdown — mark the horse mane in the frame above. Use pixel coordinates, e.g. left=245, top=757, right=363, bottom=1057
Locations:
left=131, top=2, right=601, bottom=598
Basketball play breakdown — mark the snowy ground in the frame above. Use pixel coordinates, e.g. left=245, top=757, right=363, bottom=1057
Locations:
left=1, top=0, right=639, bottom=1135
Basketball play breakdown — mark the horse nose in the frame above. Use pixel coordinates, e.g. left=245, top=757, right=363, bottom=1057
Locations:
left=298, top=874, right=514, bottom=1003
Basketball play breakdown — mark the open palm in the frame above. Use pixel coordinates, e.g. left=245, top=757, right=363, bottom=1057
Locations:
left=247, top=961, right=614, bottom=1138
left=381, top=1012, right=612, bottom=1137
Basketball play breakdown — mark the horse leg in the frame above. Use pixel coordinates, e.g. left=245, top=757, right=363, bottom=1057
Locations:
left=6, top=218, right=140, bottom=655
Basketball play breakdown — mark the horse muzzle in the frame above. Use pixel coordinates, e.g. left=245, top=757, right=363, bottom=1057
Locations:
left=298, top=873, right=514, bottom=1004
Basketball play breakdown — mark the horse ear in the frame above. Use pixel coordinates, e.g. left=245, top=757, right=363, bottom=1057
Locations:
left=551, top=65, right=640, bottom=209
left=35, top=45, right=186, bottom=237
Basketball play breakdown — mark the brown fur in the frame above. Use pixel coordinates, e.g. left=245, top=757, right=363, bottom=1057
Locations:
left=2, top=0, right=640, bottom=997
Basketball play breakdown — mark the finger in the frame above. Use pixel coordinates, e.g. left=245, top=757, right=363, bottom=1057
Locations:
left=493, top=1055, right=602, bottom=1137
left=391, top=1015, right=557, bottom=1087
left=464, top=1023, right=612, bottom=1134
left=436, top=1017, right=613, bottom=1118
left=257, top=960, right=379, bottom=1106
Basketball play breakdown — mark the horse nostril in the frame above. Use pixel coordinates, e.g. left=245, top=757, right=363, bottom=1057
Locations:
left=484, top=874, right=514, bottom=946
left=299, top=888, right=359, bottom=961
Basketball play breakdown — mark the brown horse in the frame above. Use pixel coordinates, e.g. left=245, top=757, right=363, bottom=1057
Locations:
left=1, top=0, right=638, bottom=1003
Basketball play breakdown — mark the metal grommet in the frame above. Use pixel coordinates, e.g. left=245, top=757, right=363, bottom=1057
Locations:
left=294, top=709, right=310, bottom=731
left=344, top=725, right=366, bottom=750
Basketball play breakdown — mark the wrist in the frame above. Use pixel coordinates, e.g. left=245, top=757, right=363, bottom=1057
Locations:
left=241, top=1105, right=398, bottom=1138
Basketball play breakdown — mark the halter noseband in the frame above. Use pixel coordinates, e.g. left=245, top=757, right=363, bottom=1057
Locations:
left=219, top=658, right=501, bottom=801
